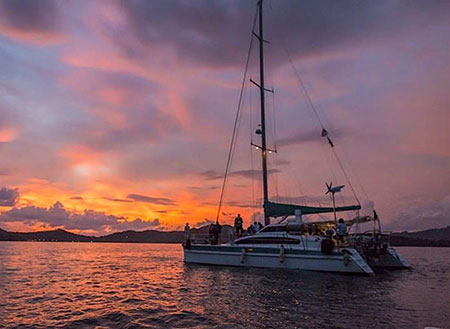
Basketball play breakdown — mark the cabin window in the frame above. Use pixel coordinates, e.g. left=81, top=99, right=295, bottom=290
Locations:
left=235, top=237, right=299, bottom=244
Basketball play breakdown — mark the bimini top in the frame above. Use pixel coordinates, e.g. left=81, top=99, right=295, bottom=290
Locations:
left=265, top=201, right=361, bottom=218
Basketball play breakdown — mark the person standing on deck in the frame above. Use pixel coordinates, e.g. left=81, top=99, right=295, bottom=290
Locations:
left=184, top=223, right=190, bottom=238
left=209, top=221, right=222, bottom=245
left=234, top=214, right=244, bottom=237
left=183, top=223, right=191, bottom=248
left=336, top=218, right=347, bottom=241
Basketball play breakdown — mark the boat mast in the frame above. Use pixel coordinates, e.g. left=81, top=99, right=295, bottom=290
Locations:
left=257, top=0, right=269, bottom=226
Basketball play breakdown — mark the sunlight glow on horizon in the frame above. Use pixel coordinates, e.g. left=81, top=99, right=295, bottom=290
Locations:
left=0, top=0, right=449, bottom=234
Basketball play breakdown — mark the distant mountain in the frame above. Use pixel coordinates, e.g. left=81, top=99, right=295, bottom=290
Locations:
left=0, top=225, right=232, bottom=244
left=390, top=226, right=450, bottom=247
left=0, top=228, right=94, bottom=242
left=97, top=230, right=184, bottom=243
left=0, top=225, right=448, bottom=246
left=395, top=226, right=450, bottom=241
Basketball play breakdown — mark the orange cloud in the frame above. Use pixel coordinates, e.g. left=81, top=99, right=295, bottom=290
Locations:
left=0, top=126, right=18, bottom=142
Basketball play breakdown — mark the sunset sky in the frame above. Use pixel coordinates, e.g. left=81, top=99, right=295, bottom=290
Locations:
left=0, top=0, right=449, bottom=235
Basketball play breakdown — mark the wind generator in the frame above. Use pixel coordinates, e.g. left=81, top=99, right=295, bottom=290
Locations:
left=325, top=182, right=345, bottom=225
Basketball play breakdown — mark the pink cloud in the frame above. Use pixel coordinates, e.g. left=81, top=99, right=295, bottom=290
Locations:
left=0, top=0, right=66, bottom=45
left=0, top=25, right=65, bottom=46
left=59, top=144, right=103, bottom=168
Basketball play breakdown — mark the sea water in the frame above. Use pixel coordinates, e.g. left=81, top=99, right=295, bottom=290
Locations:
left=0, top=242, right=448, bottom=328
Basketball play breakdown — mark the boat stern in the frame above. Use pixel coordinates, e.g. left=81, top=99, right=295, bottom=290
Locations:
left=343, top=248, right=375, bottom=276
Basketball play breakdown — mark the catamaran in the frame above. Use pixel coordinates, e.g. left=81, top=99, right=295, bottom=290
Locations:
left=183, top=0, right=410, bottom=275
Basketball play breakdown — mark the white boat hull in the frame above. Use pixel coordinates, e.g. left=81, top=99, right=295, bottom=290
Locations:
left=183, top=245, right=374, bottom=276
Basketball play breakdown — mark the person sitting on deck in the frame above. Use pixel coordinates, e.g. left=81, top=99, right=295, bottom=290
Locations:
left=336, top=218, right=347, bottom=241
left=234, top=214, right=244, bottom=237
left=326, top=227, right=335, bottom=237
left=257, top=221, right=264, bottom=231
left=252, top=221, right=261, bottom=233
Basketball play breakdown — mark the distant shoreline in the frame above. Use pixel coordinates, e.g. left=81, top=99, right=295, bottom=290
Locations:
left=1, top=240, right=449, bottom=247
left=1, top=225, right=449, bottom=247
left=0, top=240, right=181, bottom=245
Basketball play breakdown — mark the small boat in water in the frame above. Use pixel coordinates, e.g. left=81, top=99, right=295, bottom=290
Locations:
left=183, top=0, right=409, bottom=275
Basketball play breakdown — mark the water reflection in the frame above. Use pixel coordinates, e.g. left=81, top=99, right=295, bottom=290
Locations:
left=0, top=242, right=448, bottom=328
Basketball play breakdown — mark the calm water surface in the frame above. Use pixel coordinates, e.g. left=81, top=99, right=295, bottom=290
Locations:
left=0, top=242, right=448, bottom=328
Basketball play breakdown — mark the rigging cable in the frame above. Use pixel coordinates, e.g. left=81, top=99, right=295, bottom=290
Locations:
left=281, top=41, right=361, bottom=206
left=215, top=7, right=258, bottom=222
left=250, top=64, right=257, bottom=215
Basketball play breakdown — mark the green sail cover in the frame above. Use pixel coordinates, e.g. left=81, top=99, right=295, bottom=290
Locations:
left=265, top=201, right=361, bottom=218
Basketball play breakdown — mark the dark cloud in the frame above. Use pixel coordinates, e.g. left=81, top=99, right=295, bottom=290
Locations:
left=273, top=159, right=290, bottom=166
left=187, top=186, right=219, bottom=191
left=199, top=201, right=216, bottom=207
left=0, top=168, right=14, bottom=176
left=200, top=168, right=280, bottom=181
left=111, top=1, right=253, bottom=68
left=194, top=218, right=214, bottom=228
left=108, top=0, right=450, bottom=69
left=104, top=197, right=133, bottom=203
left=199, top=170, right=224, bottom=181
left=232, top=169, right=280, bottom=179
left=0, top=201, right=161, bottom=235
left=62, top=70, right=180, bottom=152
left=70, top=196, right=83, bottom=200
left=0, top=0, right=62, bottom=38
left=127, top=193, right=176, bottom=206
left=0, top=187, right=19, bottom=207
left=127, top=218, right=160, bottom=231
left=226, top=201, right=254, bottom=209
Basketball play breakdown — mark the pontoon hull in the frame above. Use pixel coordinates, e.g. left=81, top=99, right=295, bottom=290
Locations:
left=183, top=245, right=374, bottom=275
left=370, top=248, right=411, bottom=269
